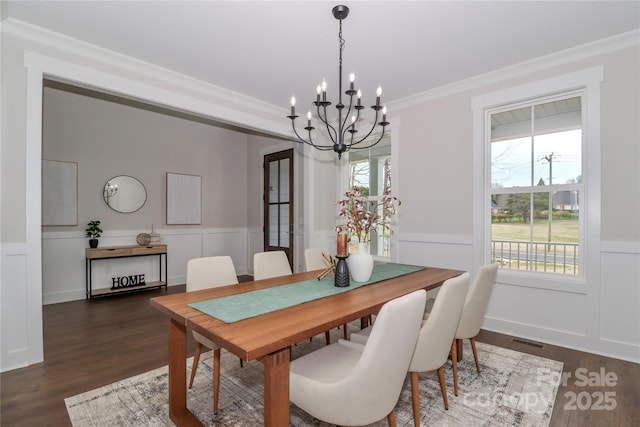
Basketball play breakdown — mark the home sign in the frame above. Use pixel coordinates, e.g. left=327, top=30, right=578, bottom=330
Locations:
left=111, top=274, right=146, bottom=290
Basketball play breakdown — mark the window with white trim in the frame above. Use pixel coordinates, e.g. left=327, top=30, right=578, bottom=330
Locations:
left=488, top=93, right=584, bottom=276
left=348, top=136, right=392, bottom=257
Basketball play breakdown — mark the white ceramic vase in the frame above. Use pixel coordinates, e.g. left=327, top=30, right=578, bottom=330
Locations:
left=349, top=242, right=374, bottom=282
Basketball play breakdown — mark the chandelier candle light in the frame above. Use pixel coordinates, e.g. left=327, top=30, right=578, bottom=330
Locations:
left=287, top=5, right=389, bottom=159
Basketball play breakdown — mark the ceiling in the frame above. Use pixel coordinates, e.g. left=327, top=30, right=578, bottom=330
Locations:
left=4, top=1, right=639, bottom=111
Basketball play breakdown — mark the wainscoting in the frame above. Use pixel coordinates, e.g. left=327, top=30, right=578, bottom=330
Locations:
left=0, top=242, right=41, bottom=371
left=2, top=231, right=638, bottom=372
left=41, top=227, right=249, bottom=305
left=395, top=233, right=640, bottom=364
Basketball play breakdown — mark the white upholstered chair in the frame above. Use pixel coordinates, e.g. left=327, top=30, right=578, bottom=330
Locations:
left=451, top=263, right=499, bottom=386
left=304, top=247, right=329, bottom=271
left=253, top=250, right=292, bottom=280
left=351, top=273, right=469, bottom=424
left=186, top=256, right=239, bottom=414
left=290, top=289, right=426, bottom=427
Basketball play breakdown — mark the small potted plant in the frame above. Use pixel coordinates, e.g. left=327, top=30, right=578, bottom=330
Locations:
left=85, top=220, right=103, bottom=248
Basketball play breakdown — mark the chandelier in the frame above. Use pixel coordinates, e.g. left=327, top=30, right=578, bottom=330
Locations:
left=287, top=5, right=389, bottom=159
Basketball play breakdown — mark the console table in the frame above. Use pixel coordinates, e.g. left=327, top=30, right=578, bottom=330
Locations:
left=85, top=244, right=167, bottom=299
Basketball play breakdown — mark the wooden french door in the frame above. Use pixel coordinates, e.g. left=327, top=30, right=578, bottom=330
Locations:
left=263, top=149, right=294, bottom=270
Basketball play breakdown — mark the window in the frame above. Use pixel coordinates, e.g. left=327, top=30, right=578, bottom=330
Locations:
left=489, top=94, right=583, bottom=275
left=348, top=136, right=392, bottom=257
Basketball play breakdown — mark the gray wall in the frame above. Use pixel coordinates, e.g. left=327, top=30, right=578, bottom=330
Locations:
left=42, top=86, right=250, bottom=232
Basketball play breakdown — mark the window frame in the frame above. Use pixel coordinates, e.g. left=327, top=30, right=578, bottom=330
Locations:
left=346, top=134, right=395, bottom=259
left=472, top=67, right=602, bottom=291
left=487, top=91, right=585, bottom=277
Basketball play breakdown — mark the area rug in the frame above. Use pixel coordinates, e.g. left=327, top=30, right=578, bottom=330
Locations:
left=65, top=325, right=563, bottom=426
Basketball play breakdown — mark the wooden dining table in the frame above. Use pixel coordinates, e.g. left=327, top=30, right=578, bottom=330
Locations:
left=150, top=264, right=464, bottom=426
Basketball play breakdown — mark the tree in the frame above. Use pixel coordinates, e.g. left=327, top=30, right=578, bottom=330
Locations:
left=352, top=185, right=369, bottom=196
left=506, top=193, right=531, bottom=223
left=349, top=161, right=369, bottom=191
left=534, top=179, right=549, bottom=215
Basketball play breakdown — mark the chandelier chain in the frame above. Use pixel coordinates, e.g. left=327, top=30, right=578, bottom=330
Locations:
left=287, top=5, right=389, bottom=159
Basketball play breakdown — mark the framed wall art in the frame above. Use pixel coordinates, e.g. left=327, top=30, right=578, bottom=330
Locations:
left=42, top=159, right=78, bottom=226
left=166, top=172, right=201, bottom=225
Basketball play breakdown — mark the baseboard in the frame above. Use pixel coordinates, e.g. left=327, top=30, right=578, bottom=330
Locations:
left=0, top=348, right=30, bottom=373
left=483, top=317, right=640, bottom=364
left=43, top=289, right=86, bottom=305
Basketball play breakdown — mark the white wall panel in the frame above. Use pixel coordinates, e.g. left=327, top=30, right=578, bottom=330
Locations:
left=203, top=229, right=247, bottom=276
left=161, top=232, right=204, bottom=286
left=599, top=245, right=640, bottom=346
left=247, top=228, right=263, bottom=274
left=294, top=233, right=305, bottom=273
left=42, top=235, right=86, bottom=303
left=1, top=245, right=30, bottom=371
left=485, top=282, right=588, bottom=335
left=395, top=235, right=474, bottom=301
left=396, top=234, right=474, bottom=271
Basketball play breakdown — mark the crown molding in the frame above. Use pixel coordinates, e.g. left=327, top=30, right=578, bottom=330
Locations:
left=2, top=18, right=283, bottom=116
left=4, top=18, right=638, bottom=117
left=389, top=29, right=640, bottom=111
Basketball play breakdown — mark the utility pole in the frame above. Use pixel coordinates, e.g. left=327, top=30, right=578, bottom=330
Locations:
left=544, top=153, right=554, bottom=251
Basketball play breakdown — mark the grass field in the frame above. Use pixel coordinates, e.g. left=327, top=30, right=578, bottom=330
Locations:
left=491, top=219, right=579, bottom=243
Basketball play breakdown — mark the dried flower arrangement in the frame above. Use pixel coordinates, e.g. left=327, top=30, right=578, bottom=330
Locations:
left=336, top=189, right=401, bottom=243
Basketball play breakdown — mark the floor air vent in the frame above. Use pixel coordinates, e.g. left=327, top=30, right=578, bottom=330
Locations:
left=511, top=338, right=544, bottom=348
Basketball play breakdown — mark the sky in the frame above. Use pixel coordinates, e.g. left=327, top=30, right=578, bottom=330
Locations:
left=491, top=129, right=582, bottom=188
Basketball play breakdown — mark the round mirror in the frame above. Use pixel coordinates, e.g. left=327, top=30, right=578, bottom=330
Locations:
left=103, top=175, right=147, bottom=213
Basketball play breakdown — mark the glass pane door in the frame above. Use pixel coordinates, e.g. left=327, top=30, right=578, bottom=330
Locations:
left=263, top=149, right=294, bottom=270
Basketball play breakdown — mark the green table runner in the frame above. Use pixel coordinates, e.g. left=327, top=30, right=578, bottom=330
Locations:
left=189, top=263, right=425, bottom=323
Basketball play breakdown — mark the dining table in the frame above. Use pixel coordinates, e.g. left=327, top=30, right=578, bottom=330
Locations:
left=150, top=263, right=464, bottom=426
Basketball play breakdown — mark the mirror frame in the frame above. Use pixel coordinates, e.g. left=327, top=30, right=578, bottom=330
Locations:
left=103, top=175, right=147, bottom=213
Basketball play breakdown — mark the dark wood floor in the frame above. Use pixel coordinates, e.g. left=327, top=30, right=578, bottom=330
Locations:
left=1, top=283, right=638, bottom=426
